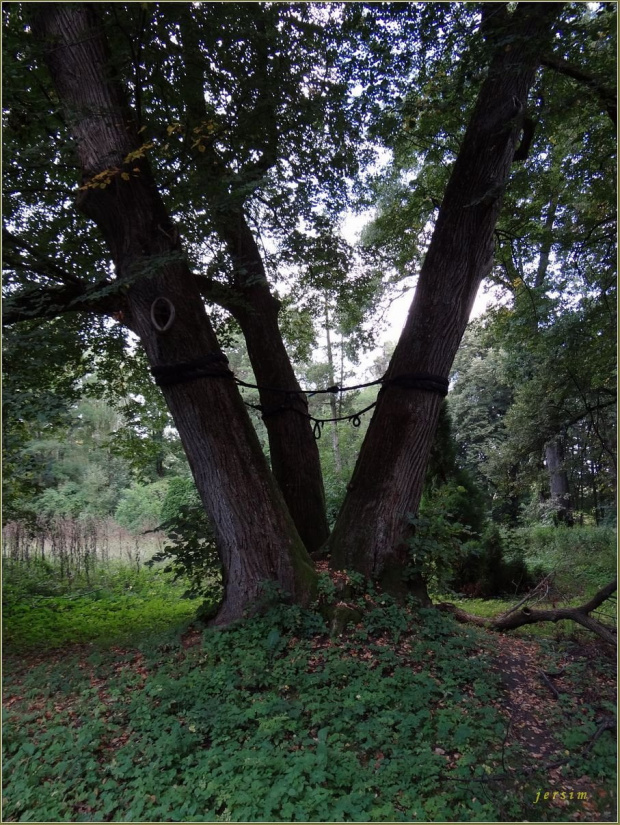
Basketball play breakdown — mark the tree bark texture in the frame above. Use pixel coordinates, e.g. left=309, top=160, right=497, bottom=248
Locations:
left=178, top=10, right=330, bottom=554
left=324, top=298, right=343, bottom=478
left=33, top=3, right=317, bottom=624
left=214, top=211, right=330, bottom=555
left=545, top=437, right=573, bottom=524
left=329, top=3, right=562, bottom=591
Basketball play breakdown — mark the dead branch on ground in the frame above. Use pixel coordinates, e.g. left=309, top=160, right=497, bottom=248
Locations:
left=437, top=579, right=617, bottom=646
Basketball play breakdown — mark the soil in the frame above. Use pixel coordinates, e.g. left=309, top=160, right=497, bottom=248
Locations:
left=491, top=634, right=617, bottom=821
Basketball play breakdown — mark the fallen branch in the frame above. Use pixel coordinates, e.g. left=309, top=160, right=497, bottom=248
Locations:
left=501, top=573, right=553, bottom=619
left=584, top=716, right=616, bottom=754
left=437, top=579, right=617, bottom=646
left=538, top=669, right=561, bottom=700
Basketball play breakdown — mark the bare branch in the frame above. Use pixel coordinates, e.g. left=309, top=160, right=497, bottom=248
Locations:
left=438, top=578, right=617, bottom=646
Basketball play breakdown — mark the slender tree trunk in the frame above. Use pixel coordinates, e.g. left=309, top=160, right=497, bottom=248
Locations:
left=534, top=191, right=573, bottom=517
left=535, top=193, right=559, bottom=288
left=329, top=3, right=561, bottom=594
left=215, top=213, right=330, bottom=554
left=324, top=297, right=343, bottom=477
left=33, top=3, right=317, bottom=624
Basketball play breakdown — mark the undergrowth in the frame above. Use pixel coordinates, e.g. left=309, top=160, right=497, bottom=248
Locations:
left=3, top=593, right=616, bottom=822
left=2, top=549, right=616, bottom=822
left=2, top=562, right=198, bottom=650
left=517, top=525, right=616, bottom=595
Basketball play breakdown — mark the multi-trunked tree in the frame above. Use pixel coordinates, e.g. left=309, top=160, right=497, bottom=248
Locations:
left=8, top=2, right=614, bottom=624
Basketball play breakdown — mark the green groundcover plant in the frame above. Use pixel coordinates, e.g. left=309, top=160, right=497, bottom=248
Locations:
left=3, top=586, right=616, bottom=823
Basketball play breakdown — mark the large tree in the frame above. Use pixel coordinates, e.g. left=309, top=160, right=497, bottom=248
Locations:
left=5, top=2, right=598, bottom=620
left=23, top=2, right=318, bottom=625
left=328, top=2, right=562, bottom=594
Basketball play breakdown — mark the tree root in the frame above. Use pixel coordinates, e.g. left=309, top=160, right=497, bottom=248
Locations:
left=437, top=579, right=617, bottom=646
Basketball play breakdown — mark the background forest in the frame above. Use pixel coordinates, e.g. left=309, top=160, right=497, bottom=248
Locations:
left=2, top=1, right=617, bottom=822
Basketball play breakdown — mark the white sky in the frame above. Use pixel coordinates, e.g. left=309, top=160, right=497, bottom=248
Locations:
left=340, top=211, right=495, bottom=357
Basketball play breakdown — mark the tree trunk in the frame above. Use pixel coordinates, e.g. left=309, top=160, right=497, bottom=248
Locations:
left=177, top=9, right=330, bottom=554
left=215, top=211, right=330, bottom=554
left=329, top=3, right=561, bottom=594
left=33, top=3, right=317, bottom=624
left=534, top=192, right=573, bottom=523
left=545, top=437, right=573, bottom=525
left=535, top=193, right=559, bottom=288
left=324, top=297, right=343, bottom=477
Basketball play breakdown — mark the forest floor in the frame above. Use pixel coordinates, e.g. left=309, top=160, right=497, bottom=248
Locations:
left=489, top=633, right=616, bottom=820
left=3, top=605, right=616, bottom=822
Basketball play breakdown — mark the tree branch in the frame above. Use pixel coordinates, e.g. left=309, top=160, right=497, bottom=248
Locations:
left=541, top=54, right=617, bottom=126
left=438, top=579, right=617, bottom=646
left=2, top=281, right=125, bottom=325
left=193, top=274, right=239, bottom=314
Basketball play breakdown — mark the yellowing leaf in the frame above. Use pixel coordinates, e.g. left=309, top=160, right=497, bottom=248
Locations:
left=120, top=172, right=130, bottom=181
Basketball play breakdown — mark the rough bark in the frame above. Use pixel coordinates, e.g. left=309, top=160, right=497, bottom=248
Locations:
left=324, top=297, right=343, bottom=477
left=545, top=437, right=573, bottom=525
left=213, top=211, right=330, bottom=555
left=177, top=9, right=330, bottom=554
left=438, top=579, right=617, bottom=646
left=329, top=2, right=562, bottom=594
left=32, top=3, right=317, bottom=624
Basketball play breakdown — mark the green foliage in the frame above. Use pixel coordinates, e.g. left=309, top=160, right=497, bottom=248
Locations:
left=159, top=476, right=198, bottom=524
left=406, top=498, right=473, bottom=593
left=405, top=402, right=495, bottom=595
left=2, top=320, right=97, bottom=522
left=517, top=525, right=617, bottom=596
left=444, top=523, right=617, bottom=640
left=3, top=557, right=616, bottom=822
left=115, top=480, right=169, bottom=534
left=0, top=602, right=532, bottom=822
left=6, top=394, right=133, bottom=523
left=421, top=402, right=487, bottom=535
left=3, top=563, right=195, bottom=651
left=450, top=524, right=532, bottom=599
left=147, top=484, right=222, bottom=604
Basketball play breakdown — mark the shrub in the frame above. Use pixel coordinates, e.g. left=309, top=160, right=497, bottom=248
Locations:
left=147, top=500, right=221, bottom=607
left=159, top=476, right=198, bottom=524
left=115, top=481, right=168, bottom=534
left=407, top=499, right=474, bottom=593
left=449, top=524, right=532, bottom=598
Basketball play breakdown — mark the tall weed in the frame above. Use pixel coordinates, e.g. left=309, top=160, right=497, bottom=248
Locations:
left=515, top=525, right=616, bottom=596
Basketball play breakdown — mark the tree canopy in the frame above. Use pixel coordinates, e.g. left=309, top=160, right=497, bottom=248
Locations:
left=3, top=2, right=616, bottom=623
